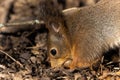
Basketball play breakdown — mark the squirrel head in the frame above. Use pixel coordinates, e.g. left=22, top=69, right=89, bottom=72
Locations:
left=37, top=0, right=72, bottom=68
left=47, top=20, right=72, bottom=68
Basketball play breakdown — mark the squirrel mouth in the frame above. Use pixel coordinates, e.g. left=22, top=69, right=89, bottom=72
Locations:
left=62, top=58, right=73, bottom=68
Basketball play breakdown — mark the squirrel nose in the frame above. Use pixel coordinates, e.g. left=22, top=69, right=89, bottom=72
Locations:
left=62, top=58, right=72, bottom=68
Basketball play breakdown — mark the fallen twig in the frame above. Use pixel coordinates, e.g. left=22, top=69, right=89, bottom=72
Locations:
left=0, top=49, right=23, bottom=68
left=0, top=20, right=44, bottom=33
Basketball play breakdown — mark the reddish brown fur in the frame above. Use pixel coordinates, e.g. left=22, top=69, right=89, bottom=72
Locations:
left=50, top=0, right=120, bottom=69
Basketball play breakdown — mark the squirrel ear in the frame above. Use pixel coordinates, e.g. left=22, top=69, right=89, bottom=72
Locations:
left=51, top=23, right=60, bottom=32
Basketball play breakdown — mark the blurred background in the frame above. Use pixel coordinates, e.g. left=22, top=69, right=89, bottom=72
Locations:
left=0, top=0, right=100, bottom=23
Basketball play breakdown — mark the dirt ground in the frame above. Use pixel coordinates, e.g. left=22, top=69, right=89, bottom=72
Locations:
left=0, top=0, right=119, bottom=80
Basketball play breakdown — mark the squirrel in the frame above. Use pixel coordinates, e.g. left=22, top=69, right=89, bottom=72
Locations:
left=49, top=0, right=120, bottom=69
left=0, top=0, right=120, bottom=69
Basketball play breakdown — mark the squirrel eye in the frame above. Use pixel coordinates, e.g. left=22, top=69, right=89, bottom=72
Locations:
left=50, top=48, right=57, bottom=56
